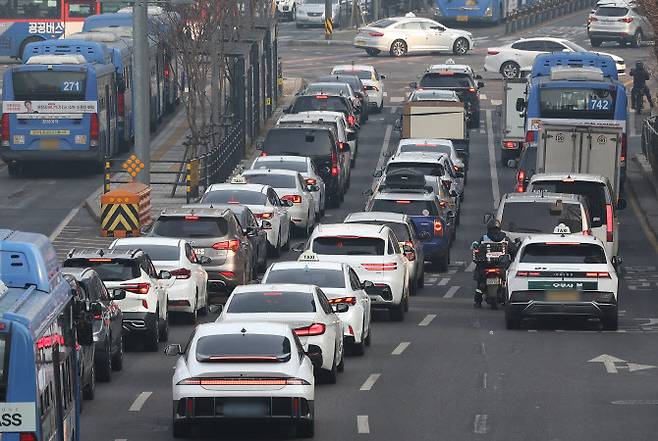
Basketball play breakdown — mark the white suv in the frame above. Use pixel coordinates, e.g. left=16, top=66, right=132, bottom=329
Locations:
left=589, top=2, right=654, bottom=47
left=64, top=248, right=171, bottom=351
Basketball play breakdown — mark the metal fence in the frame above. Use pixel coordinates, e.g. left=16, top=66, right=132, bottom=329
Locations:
left=505, top=0, right=595, bottom=34
left=642, top=116, right=658, bottom=181
left=197, top=120, right=246, bottom=193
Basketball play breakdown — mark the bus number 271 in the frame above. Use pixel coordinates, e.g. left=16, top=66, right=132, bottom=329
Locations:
left=61, top=81, right=81, bottom=92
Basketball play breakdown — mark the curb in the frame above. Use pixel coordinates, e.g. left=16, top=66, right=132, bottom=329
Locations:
left=84, top=186, right=104, bottom=223
left=633, top=153, right=658, bottom=197
left=279, top=39, right=353, bottom=47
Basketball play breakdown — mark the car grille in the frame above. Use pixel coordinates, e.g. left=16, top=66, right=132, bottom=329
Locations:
left=176, top=397, right=311, bottom=418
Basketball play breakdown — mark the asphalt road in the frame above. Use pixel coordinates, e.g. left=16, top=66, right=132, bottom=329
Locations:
left=6, top=10, right=658, bottom=440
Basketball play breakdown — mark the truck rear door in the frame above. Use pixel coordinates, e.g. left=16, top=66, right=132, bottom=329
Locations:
left=580, top=128, right=621, bottom=198
left=503, top=79, right=526, bottom=140
left=540, top=127, right=580, bottom=174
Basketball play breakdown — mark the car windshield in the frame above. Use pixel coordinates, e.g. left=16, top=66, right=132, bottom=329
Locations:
left=244, top=173, right=296, bottom=188
left=306, top=83, right=350, bottom=96
left=265, top=269, right=346, bottom=288
left=253, top=160, right=307, bottom=173
left=371, top=199, right=439, bottom=216
left=262, top=128, right=334, bottom=156
left=63, top=258, right=140, bottom=281
left=595, top=6, right=628, bottom=16
left=561, top=40, right=588, bottom=52
left=151, top=217, right=229, bottom=238
left=348, top=221, right=411, bottom=241
left=539, top=88, right=616, bottom=120
left=419, top=73, right=473, bottom=88
left=195, top=334, right=291, bottom=362
left=200, top=190, right=268, bottom=205
left=312, top=236, right=385, bottom=255
left=318, top=75, right=361, bottom=91
left=529, top=181, right=607, bottom=227
left=112, top=244, right=179, bottom=261
left=501, top=201, right=583, bottom=234
left=333, top=69, right=372, bottom=80
left=520, top=243, right=607, bottom=264
left=291, top=96, right=349, bottom=114
left=387, top=161, right=445, bottom=176
left=227, top=291, right=316, bottom=313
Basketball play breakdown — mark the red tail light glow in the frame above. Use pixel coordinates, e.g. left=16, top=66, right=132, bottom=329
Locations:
left=260, top=151, right=268, bottom=157
left=90, top=113, right=99, bottom=146
left=184, top=215, right=200, bottom=220
left=503, top=141, right=516, bottom=149
left=525, top=130, right=535, bottom=143
left=618, top=17, right=633, bottom=22
left=255, top=212, right=272, bottom=219
left=328, top=296, right=357, bottom=305
left=331, top=151, right=338, bottom=176
left=294, top=323, right=326, bottom=336
left=433, top=219, right=444, bottom=237
left=468, top=87, right=477, bottom=93
left=213, top=240, right=241, bottom=252
left=281, top=194, right=302, bottom=204
left=305, top=178, right=317, bottom=185
left=516, top=170, right=526, bottom=193
left=121, top=282, right=150, bottom=294
left=117, top=93, right=125, bottom=119
left=368, top=31, right=384, bottom=37
left=485, top=268, right=501, bottom=275
left=170, top=268, right=192, bottom=279
left=586, top=272, right=611, bottom=278
left=315, top=95, right=329, bottom=99
left=347, top=115, right=356, bottom=127
left=487, top=50, right=500, bottom=55
left=606, top=204, right=614, bottom=242
left=1, top=113, right=9, bottom=146
left=362, top=262, right=398, bottom=271
left=178, top=377, right=310, bottom=385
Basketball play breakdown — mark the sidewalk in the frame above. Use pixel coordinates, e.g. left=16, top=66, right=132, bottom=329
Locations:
left=630, top=153, right=658, bottom=247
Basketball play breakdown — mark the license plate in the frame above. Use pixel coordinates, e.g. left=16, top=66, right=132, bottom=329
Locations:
left=486, top=278, right=501, bottom=285
left=222, top=401, right=269, bottom=417
left=546, top=291, right=580, bottom=302
left=528, top=281, right=597, bottom=290
left=456, top=15, right=468, bottom=21
left=486, top=251, right=503, bottom=258
left=194, top=248, right=205, bottom=255
left=40, top=139, right=60, bottom=150
left=355, top=39, right=366, bottom=45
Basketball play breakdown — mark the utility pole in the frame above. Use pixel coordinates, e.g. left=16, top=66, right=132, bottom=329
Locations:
left=324, top=0, right=332, bottom=40
left=133, top=0, right=150, bottom=184
left=211, top=26, right=220, bottom=132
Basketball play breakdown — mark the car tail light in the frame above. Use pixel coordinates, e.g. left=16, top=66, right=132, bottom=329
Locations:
left=19, top=434, right=37, bottom=441
left=620, top=133, right=627, bottom=163
left=315, top=95, right=329, bottom=99
left=212, top=240, right=240, bottom=252
left=294, top=323, right=326, bottom=336
left=90, top=113, right=99, bottom=147
left=586, top=272, right=611, bottom=278
left=368, top=31, right=384, bottom=37
left=468, top=87, right=477, bottom=93
left=305, top=178, right=316, bottom=185
left=487, top=50, right=499, bottom=55
left=362, top=262, right=397, bottom=271
left=606, top=204, right=614, bottom=242
left=485, top=268, right=501, bottom=275
left=525, top=130, right=535, bottom=143
left=178, top=377, right=310, bottom=385
left=117, top=93, right=125, bottom=119
left=164, top=64, right=170, bottom=79
left=219, top=271, right=235, bottom=278
left=184, top=215, right=199, bottom=220
left=328, top=296, right=357, bottom=306
left=170, top=268, right=192, bottom=279
left=331, top=151, right=338, bottom=176
left=255, top=212, right=272, bottom=219
left=503, top=141, right=516, bottom=149
left=347, top=114, right=356, bottom=127
left=515, top=271, right=540, bottom=277
left=1, top=113, right=9, bottom=146
left=516, top=170, right=526, bottom=192
left=618, top=17, right=633, bottom=22
left=121, top=283, right=150, bottom=294
left=433, top=219, right=444, bottom=237
left=281, top=194, right=302, bottom=204
left=259, top=151, right=268, bottom=157
left=93, top=313, right=102, bottom=320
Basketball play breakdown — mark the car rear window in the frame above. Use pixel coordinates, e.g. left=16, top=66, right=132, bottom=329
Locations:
left=63, top=258, right=140, bottom=281
left=112, top=244, right=179, bottom=261
left=318, top=75, right=362, bottom=91
left=291, top=95, right=349, bottom=114
left=529, top=181, right=607, bottom=227
left=265, top=269, right=346, bottom=288
left=411, top=90, right=460, bottom=101
left=500, top=201, right=583, bottom=234
left=371, top=199, right=439, bottom=216
left=195, top=334, right=291, bottom=362
left=348, top=221, right=411, bottom=241
left=399, top=144, right=452, bottom=156
left=199, top=190, right=268, bottom=205
left=333, top=69, right=372, bottom=80
left=262, top=128, right=334, bottom=156
left=244, top=173, right=297, bottom=188
left=419, top=73, right=473, bottom=88
left=595, top=6, right=628, bottom=16
left=369, top=18, right=396, bottom=28
left=312, top=237, right=385, bottom=255
left=13, top=71, right=87, bottom=100
left=151, top=216, right=229, bottom=238
left=253, top=160, right=307, bottom=173
left=227, top=291, right=316, bottom=313
left=306, top=83, right=350, bottom=96
left=387, top=161, right=445, bottom=177
left=520, top=243, right=607, bottom=264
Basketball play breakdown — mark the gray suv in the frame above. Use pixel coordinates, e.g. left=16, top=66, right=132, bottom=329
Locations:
left=589, top=3, right=654, bottom=47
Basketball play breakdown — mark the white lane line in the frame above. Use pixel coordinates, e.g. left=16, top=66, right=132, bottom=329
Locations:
left=474, top=414, right=488, bottom=434
left=630, top=111, right=637, bottom=137
left=418, top=314, right=437, bottom=326
left=49, top=206, right=81, bottom=241
left=482, top=373, right=488, bottom=389
left=375, top=125, right=393, bottom=171
left=490, top=99, right=502, bottom=106
left=359, top=373, right=381, bottom=391
left=357, top=415, right=370, bottom=434
left=485, top=109, right=500, bottom=207
left=465, top=262, right=476, bottom=272
left=115, top=439, right=127, bottom=441
left=389, top=97, right=404, bottom=103
left=129, top=392, right=153, bottom=412
left=390, top=106, right=397, bottom=114
left=444, top=286, right=460, bottom=298
left=479, top=93, right=487, bottom=100
left=480, top=342, right=486, bottom=355
left=391, top=342, right=410, bottom=355
left=438, top=277, right=450, bottom=286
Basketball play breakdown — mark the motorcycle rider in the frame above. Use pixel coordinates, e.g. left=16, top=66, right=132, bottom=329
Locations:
left=630, top=61, right=653, bottom=111
left=471, top=219, right=517, bottom=307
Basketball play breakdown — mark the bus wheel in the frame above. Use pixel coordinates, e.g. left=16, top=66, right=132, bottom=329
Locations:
left=7, top=162, right=23, bottom=177
left=19, top=37, right=43, bottom=60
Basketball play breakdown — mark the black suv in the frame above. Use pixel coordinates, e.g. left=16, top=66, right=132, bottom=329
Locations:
left=413, top=66, right=484, bottom=128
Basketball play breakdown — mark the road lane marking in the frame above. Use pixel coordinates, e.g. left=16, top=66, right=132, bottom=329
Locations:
left=474, top=414, right=488, bottom=433
left=490, top=99, right=502, bottom=106
left=482, top=373, right=488, bottom=389
left=465, top=262, right=476, bottom=272
left=418, top=314, right=436, bottom=326
left=485, top=109, right=500, bottom=207
left=444, top=286, right=460, bottom=298
left=389, top=97, right=404, bottom=103
left=612, top=400, right=658, bottom=405
left=357, top=415, right=370, bottom=433
left=480, top=93, right=487, bottom=100
left=391, top=342, right=410, bottom=355
left=360, top=373, right=381, bottom=391
left=115, top=439, right=127, bottom=441
left=49, top=206, right=81, bottom=241
left=129, top=392, right=153, bottom=412
left=438, top=277, right=450, bottom=286
left=480, top=342, right=486, bottom=355
left=375, top=125, right=393, bottom=172
left=390, top=106, right=397, bottom=114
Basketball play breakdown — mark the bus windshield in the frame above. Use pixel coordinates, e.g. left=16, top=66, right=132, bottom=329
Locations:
left=0, top=0, right=61, bottom=19
left=13, top=71, right=87, bottom=100
left=539, top=87, right=616, bottom=120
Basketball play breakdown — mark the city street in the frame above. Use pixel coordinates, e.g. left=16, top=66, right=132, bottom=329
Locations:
left=3, top=9, right=658, bottom=440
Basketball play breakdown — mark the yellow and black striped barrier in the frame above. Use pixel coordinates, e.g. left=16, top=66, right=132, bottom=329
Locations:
left=324, top=18, right=333, bottom=36
left=100, top=183, right=151, bottom=237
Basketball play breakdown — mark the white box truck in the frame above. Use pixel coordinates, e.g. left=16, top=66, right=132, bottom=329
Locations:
left=501, top=79, right=526, bottom=166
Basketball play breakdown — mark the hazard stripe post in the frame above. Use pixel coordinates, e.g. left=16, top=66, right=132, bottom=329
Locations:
left=100, top=182, right=151, bottom=237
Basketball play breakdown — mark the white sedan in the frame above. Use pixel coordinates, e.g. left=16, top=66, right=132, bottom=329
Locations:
left=200, top=178, right=292, bottom=257
left=505, top=234, right=620, bottom=330
left=241, top=169, right=316, bottom=237
left=262, top=257, right=372, bottom=355
left=394, top=138, right=465, bottom=174
left=331, top=64, right=385, bottom=112
left=485, top=37, right=625, bottom=79
left=250, top=155, right=327, bottom=218
left=109, top=237, right=209, bottom=323
left=217, top=284, right=346, bottom=383
left=166, top=321, right=315, bottom=438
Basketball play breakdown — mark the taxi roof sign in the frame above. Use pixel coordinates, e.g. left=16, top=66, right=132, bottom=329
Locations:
left=553, top=224, right=571, bottom=234
left=230, top=175, right=248, bottom=184
left=298, top=251, right=319, bottom=262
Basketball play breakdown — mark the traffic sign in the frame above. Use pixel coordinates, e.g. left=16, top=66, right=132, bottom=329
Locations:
left=121, top=154, right=145, bottom=179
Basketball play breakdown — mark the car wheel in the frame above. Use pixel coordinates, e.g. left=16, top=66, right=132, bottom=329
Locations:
left=500, top=61, right=520, bottom=79
left=188, top=297, right=198, bottom=325
left=632, top=30, right=643, bottom=48
left=351, top=338, right=365, bottom=356
left=505, top=307, right=522, bottom=329
left=590, top=38, right=602, bottom=47
left=453, top=37, right=469, bottom=55
left=97, top=343, right=112, bottom=382
left=296, top=419, right=315, bottom=438
left=82, top=363, right=96, bottom=400
left=389, top=39, right=407, bottom=57
left=337, top=350, right=345, bottom=372
left=159, top=311, right=169, bottom=342
left=172, top=420, right=190, bottom=439
left=365, top=48, right=380, bottom=56
left=409, top=278, right=417, bottom=296
left=111, top=333, right=124, bottom=371
left=321, top=355, right=338, bottom=384
left=364, top=327, right=372, bottom=346
left=145, top=313, right=160, bottom=352
left=390, top=301, right=405, bottom=321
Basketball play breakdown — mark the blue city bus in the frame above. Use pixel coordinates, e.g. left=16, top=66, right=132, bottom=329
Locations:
left=523, top=53, right=628, bottom=180
left=0, top=229, right=92, bottom=441
left=1, top=41, right=118, bottom=176
left=433, top=0, right=536, bottom=24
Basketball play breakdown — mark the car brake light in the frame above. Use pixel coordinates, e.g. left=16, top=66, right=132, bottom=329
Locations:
left=368, top=31, right=384, bottom=37
left=294, top=323, right=326, bottom=336
left=121, top=282, right=150, bottom=295
left=170, top=268, right=192, bottom=279
left=485, top=268, right=501, bottom=275
left=88, top=258, right=112, bottom=262
left=586, top=272, right=611, bottom=278
left=212, top=240, right=241, bottom=252
left=620, top=133, right=627, bottom=163
left=255, top=212, right=272, bottom=219
left=184, top=215, right=199, bottom=220
left=331, top=151, right=338, bottom=176
left=362, top=262, right=398, bottom=271
left=178, top=377, right=310, bottom=385
left=516, top=271, right=528, bottom=277
left=487, top=50, right=500, bottom=55
left=347, top=115, right=356, bottom=126
left=396, top=200, right=411, bottom=204
left=259, top=151, right=268, bottom=157
left=315, top=95, right=328, bottom=99
left=433, top=219, right=444, bottom=237
left=516, top=170, right=526, bottom=192
left=117, top=93, right=125, bottom=118
left=503, top=141, right=516, bottom=149
left=281, top=194, right=302, bottom=204
left=1, top=113, right=9, bottom=146
left=305, top=178, right=317, bottom=185
left=328, top=296, right=357, bottom=306
left=468, top=87, right=477, bottom=93
left=525, top=131, right=535, bottom=143
left=618, top=17, right=633, bottom=22
left=606, top=204, right=614, bottom=242
left=90, top=113, right=99, bottom=146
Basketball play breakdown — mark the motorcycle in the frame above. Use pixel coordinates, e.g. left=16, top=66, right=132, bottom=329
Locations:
left=472, top=241, right=511, bottom=310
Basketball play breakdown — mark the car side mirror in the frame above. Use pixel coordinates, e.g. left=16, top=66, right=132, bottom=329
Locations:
left=616, top=199, right=627, bottom=210
left=158, top=270, right=172, bottom=280
left=208, top=304, right=223, bottom=314
left=516, top=98, right=526, bottom=112
left=305, top=345, right=323, bottom=367
left=111, top=289, right=126, bottom=301
left=475, top=74, right=483, bottom=79
left=164, top=344, right=183, bottom=356
left=379, top=74, right=386, bottom=79
left=373, top=170, right=383, bottom=178
left=477, top=81, right=485, bottom=89
left=409, top=81, right=418, bottom=89
left=333, top=303, right=349, bottom=313
left=261, top=220, right=272, bottom=229
left=198, top=256, right=212, bottom=265
left=361, top=280, right=374, bottom=289
left=291, top=242, right=306, bottom=253
left=483, top=213, right=493, bottom=224
left=283, top=199, right=294, bottom=207
left=347, top=131, right=357, bottom=141
left=307, top=184, right=320, bottom=192
left=245, top=226, right=258, bottom=237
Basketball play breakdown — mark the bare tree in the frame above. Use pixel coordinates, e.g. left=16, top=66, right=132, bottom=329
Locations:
left=634, top=0, right=658, bottom=64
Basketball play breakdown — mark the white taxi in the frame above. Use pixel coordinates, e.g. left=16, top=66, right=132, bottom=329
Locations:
left=331, top=64, right=385, bottom=112
left=301, top=223, right=410, bottom=321
left=505, top=234, right=620, bottom=330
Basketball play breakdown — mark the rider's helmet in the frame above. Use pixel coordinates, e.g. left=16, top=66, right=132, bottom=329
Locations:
left=636, top=60, right=644, bottom=70
left=486, top=219, right=502, bottom=236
